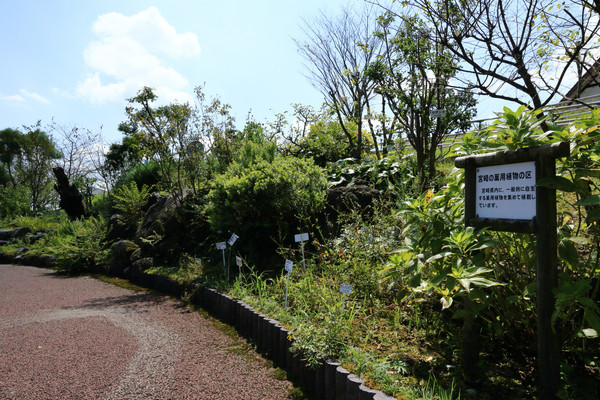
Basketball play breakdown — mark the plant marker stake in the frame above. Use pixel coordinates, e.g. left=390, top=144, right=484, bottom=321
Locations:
left=340, top=284, right=353, bottom=307
left=216, top=242, right=227, bottom=276
left=294, top=233, right=309, bottom=271
left=228, top=233, right=239, bottom=246
left=225, top=234, right=239, bottom=281
left=284, top=260, right=293, bottom=309
left=236, top=255, right=243, bottom=279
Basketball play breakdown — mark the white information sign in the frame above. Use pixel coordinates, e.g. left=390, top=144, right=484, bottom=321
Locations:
left=294, top=233, right=309, bottom=242
left=476, top=161, right=536, bottom=220
left=340, top=284, right=353, bottom=294
left=216, top=242, right=227, bottom=250
left=284, top=260, right=294, bottom=273
left=228, top=233, right=239, bottom=246
left=431, top=109, right=446, bottom=118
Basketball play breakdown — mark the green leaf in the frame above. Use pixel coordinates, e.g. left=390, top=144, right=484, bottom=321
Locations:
left=584, top=309, right=600, bottom=332
left=559, top=238, right=580, bottom=268
left=537, top=176, right=577, bottom=192
left=452, top=308, right=471, bottom=319
left=575, top=194, right=600, bottom=206
left=470, top=240, right=497, bottom=251
left=586, top=208, right=600, bottom=222
left=426, top=251, right=453, bottom=263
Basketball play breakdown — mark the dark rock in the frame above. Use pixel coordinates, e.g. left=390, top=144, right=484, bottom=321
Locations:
left=326, top=185, right=381, bottom=214
left=11, top=227, right=32, bottom=239
left=0, top=230, right=13, bottom=241
left=21, top=255, right=38, bottom=266
left=109, top=240, right=139, bottom=275
left=106, top=214, right=132, bottom=242
left=0, top=240, right=9, bottom=246
left=130, top=248, right=142, bottom=264
left=132, top=257, right=154, bottom=272
left=25, top=232, right=44, bottom=244
left=0, top=252, right=15, bottom=263
left=137, top=193, right=203, bottom=261
left=143, top=192, right=162, bottom=213
left=38, top=255, right=55, bottom=268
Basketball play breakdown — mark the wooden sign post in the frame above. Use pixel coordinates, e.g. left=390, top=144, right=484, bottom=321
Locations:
left=455, top=142, right=569, bottom=400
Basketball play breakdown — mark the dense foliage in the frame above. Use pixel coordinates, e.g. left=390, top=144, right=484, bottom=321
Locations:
left=1, top=2, right=599, bottom=398
left=206, top=156, right=327, bottom=264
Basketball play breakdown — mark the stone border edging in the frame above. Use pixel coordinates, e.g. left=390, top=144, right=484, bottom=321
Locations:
left=1, top=254, right=396, bottom=400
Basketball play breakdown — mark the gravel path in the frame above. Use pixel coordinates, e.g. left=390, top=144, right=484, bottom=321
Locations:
left=0, top=264, right=293, bottom=400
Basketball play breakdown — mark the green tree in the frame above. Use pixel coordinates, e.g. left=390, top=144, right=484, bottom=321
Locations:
left=124, top=86, right=195, bottom=204
left=369, top=13, right=476, bottom=190
left=123, top=86, right=238, bottom=203
left=101, top=131, right=144, bottom=192
left=0, top=128, right=24, bottom=187
left=16, top=126, right=62, bottom=212
left=280, top=104, right=354, bottom=166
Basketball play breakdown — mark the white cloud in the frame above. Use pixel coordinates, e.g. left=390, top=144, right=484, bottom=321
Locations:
left=20, top=89, right=50, bottom=104
left=0, top=89, right=50, bottom=104
left=77, top=7, right=200, bottom=104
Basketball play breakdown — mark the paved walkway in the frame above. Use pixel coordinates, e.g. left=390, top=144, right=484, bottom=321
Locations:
left=0, top=264, right=293, bottom=400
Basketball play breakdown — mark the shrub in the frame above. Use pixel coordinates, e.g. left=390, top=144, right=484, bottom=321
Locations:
left=327, top=153, right=416, bottom=199
left=0, top=185, right=30, bottom=218
left=88, top=193, right=113, bottom=219
left=115, top=161, right=161, bottom=191
left=206, top=156, right=327, bottom=264
left=43, top=216, right=109, bottom=273
left=111, top=182, right=151, bottom=230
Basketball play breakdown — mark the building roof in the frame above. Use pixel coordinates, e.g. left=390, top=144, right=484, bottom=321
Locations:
left=562, top=59, right=600, bottom=101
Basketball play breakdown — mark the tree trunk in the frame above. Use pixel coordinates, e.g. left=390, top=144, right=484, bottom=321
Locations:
left=53, top=166, right=85, bottom=220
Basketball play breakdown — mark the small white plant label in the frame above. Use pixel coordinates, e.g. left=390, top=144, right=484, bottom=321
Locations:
left=340, top=284, right=353, bottom=294
left=294, top=233, right=309, bottom=242
left=228, top=233, right=239, bottom=246
left=431, top=109, right=446, bottom=118
left=236, top=256, right=242, bottom=267
left=284, top=259, right=294, bottom=273
left=216, top=242, right=226, bottom=250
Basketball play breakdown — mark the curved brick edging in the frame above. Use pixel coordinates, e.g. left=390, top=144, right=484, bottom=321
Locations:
left=2, top=254, right=396, bottom=400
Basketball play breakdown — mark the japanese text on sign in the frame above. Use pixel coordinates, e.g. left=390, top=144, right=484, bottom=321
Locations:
left=294, top=233, right=309, bottom=242
left=228, top=233, right=239, bottom=246
left=476, top=161, right=536, bottom=220
left=340, top=284, right=353, bottom=294
left=284, top=260, right=293, bottom=273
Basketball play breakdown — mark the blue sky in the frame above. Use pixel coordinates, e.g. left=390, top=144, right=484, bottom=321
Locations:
left=1, top=0, right=361, bottom=143
left=1, top=0, right=514, bottom=145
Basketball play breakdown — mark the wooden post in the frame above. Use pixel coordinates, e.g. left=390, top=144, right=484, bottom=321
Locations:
left=535, top=155, right=560, bottom=400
